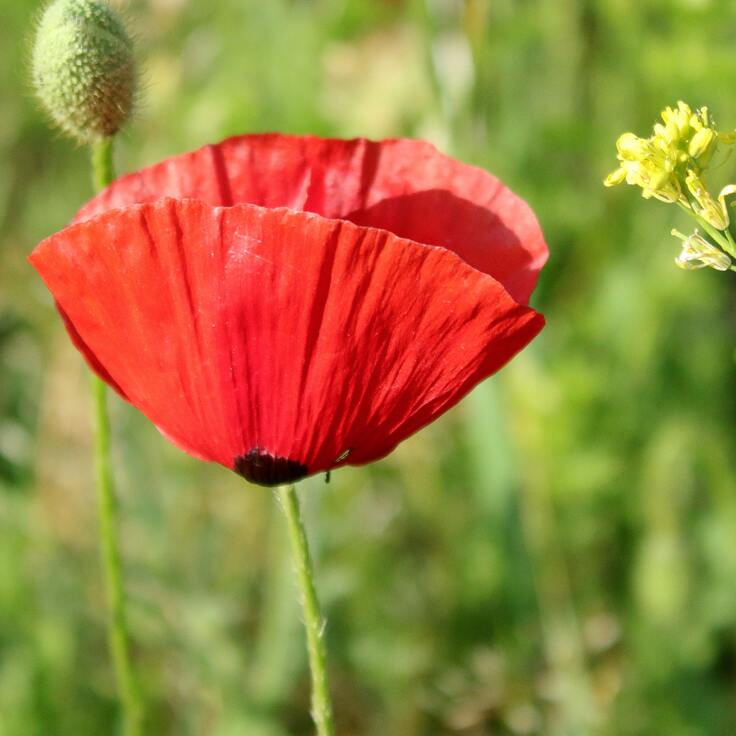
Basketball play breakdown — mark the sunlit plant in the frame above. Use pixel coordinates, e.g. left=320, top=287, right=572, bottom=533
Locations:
left=605, top=101, right=736, bottom=272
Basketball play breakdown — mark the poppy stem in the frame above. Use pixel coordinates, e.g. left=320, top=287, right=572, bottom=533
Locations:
left=90, top=136, right=143, bottom=736
left=276, top=484, right=335, bottom=736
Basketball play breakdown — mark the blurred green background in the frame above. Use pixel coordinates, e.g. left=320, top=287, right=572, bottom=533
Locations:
left=4, top=0, right=736, bottom=734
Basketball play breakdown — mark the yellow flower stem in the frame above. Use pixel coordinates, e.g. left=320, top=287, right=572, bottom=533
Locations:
left=724, top=228, right=736, bottom=257
left=276, top=484, right=335, bottom=736
left=90, top=136, right=143, bottom=736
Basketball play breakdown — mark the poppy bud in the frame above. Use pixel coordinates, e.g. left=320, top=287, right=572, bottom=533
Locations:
left=32, top=0, right=135, bottom=143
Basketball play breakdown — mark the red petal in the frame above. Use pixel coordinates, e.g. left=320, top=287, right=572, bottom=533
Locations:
left=32, top=199, right=543, bottom=479
left=76, top=135, right=547, bottom=304
left=58, top=304, right=128, bottom=399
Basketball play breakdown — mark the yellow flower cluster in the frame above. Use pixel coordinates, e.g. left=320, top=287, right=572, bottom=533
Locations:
left=604, top=102, right=718, bottom=201
left=604, top=101, right=736, bottom=273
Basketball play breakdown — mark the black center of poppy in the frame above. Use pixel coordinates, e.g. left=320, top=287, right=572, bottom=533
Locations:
left=234, top=448, right=308, bottom=487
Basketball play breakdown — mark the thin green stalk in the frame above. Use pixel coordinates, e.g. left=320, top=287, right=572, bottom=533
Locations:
left=724, top=227, right=736, bottom=257
left=90, top=136, right=142, bottom=736
left=276, top=484, right=335, bottom=736
left=92, top=136, right=114, bottom=192
left=92, top=374, right=142, bottom=736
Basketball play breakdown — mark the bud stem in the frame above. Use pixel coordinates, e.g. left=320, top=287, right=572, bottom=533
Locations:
left=90, top=135, right=144, bottom=736
left=91, top=136, right=114, bottom=193
left=92, top=374, right=143, bottom=736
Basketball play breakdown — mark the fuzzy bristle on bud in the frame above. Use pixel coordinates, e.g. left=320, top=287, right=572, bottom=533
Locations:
left=32, top=0, right=135, bottom=143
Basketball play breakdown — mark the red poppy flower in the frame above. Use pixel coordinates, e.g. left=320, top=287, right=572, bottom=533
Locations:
left=30, top=134, right=547, bottom=486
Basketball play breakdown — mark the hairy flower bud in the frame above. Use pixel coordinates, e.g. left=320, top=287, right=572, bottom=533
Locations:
left=32, top=0, right=135, bottom=142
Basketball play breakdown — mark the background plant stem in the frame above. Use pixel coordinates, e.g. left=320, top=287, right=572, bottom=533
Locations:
left=90, top=136, right=143, bottom=736
left=276, top=484, right=335, bottom=736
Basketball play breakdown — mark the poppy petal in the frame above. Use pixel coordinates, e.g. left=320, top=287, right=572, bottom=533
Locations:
left=75, top=135, right=547, bottom=304
left=32, top=198, right=543, bottom=481
left=58, top=304, right=128, bottom=399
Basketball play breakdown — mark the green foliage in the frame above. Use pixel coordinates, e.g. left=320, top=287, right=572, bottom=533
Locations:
left=4, top=0, right=736, bottom=734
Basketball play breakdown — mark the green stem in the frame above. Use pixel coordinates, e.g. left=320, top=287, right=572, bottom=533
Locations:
left=276, top=484, right=335, bottom=736
left=724, top=227, right=736, bottom=258
left=91, top=136, right=114, bottom=192
left=90, top=136, right=142, bottom=736
left=92, top=375, right=142, bottom=736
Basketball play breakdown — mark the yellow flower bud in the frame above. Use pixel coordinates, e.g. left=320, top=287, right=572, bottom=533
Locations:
left=688, top=127, right=715, bottom=159
left=603, top=167, right=626, bottom=187
left=685, top=170, right=729, bottom=230
left=616, top=132, right=647, bottom=160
